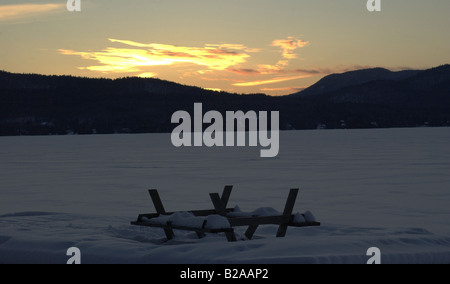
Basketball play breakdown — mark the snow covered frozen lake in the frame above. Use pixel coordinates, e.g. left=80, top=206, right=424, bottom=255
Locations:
left=1, top=128, right=450, bottom=264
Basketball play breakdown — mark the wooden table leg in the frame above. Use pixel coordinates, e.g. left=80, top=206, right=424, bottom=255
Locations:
left=276, top=188, right=299, bottom=238
left=245, top=225, right=259, bottom=240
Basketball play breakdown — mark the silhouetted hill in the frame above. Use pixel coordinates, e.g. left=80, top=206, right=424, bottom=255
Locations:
left=0, top=72, right=270, bottom=135
left=291, top=65, right=450, bottom=106
left=0, top=65, right=449, bottom=136
left=0, top=71, right=233, bottom=96
left=284, top=64, right=450, bottom=129
left=290, top=68, right=422, bottom=98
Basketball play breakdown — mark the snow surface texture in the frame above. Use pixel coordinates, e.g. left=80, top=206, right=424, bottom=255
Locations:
left=1, top=128, right=450, bottom=264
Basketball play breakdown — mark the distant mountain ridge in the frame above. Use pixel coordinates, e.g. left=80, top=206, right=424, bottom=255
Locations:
left=0, top=70, right=232, bottom=96
left=290, top=67, right=430, bottom=97
left=0, top=65, right=449, bottom=136
left=289, top=65, right=450, bottom=106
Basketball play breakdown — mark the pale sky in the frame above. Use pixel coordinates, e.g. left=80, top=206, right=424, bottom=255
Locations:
left=1, top=0, right=449, bottom=95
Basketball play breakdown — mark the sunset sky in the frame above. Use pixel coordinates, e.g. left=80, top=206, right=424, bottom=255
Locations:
left=1, top=0, right=449, bottom=96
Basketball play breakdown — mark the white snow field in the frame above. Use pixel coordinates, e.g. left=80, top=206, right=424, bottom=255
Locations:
left=1, top=128, right=450, bottom=264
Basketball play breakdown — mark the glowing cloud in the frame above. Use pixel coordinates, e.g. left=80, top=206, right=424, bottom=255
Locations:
left=272, top=37, right=309, bottom=59
left=59, top=39, right=253, bottom=74
left=261, top=87, right=307, bottom=92
left=0, top=4, right=63, bottom=21
left=233, top=75, right=313, bottom=87
left=59, top=37, right=316, bottom=95
left=138, top=72, right=157, bottom=78
left=205, top=44, right=260, bottom=53
left=227, top=37, right=309, bottom=76
left=204, top=88, right=222, bottom=92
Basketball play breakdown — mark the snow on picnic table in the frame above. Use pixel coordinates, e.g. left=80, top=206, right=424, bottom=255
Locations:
left=142, top=212, right=231, bottom=230
left=0, top=128, right=450, bottom=264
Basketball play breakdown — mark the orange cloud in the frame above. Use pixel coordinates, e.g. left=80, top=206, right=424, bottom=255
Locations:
left=205, top=44, right=260, bottom=53
left=272, top=37, right=309, bottom=59
left=226, top=68, right=262, bottom=76
left=0, top=4, right=63, bottom=21
left=227, top=62, right=292, bottom=76
left=233, top=75, right=313, bottom=87
left=227, top=37, right=309, bottom=76
left=261, top=86, right=307, bottom=92
left=59, top=36, right=318, bottom=94
left=59, top=39, right=253, bottom=74
left=138, top=72, right=157, bottom=78
left=228, top=66, right=369, bottom=77
left=204, top=88, right=222, bottom=92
